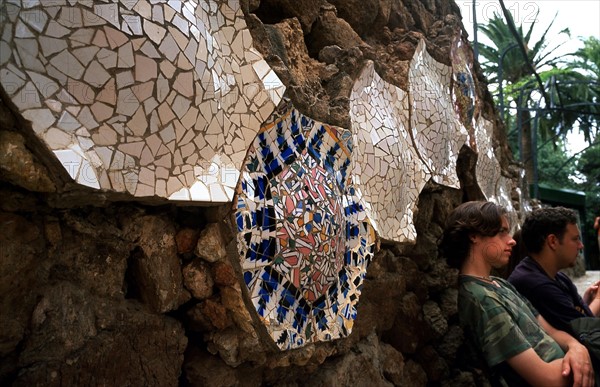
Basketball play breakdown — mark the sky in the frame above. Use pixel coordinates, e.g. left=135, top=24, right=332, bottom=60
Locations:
left=457, top=0, right=600, bottom=155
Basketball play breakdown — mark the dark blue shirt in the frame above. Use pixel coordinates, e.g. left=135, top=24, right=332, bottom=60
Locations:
left=508, top=256, right=593, bottom=334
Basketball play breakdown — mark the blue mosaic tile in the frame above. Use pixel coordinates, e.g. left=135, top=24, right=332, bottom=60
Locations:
left=235, top=107, right=376, bottom=350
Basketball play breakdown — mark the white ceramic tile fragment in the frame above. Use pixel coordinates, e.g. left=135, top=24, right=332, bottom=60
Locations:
left=409, top=39, right=468, bottom=189
left=348, top=61, right=427, bottom=243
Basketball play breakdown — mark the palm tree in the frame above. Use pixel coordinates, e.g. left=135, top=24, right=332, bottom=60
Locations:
left=477, top=13, right=598, bottom=188
left=563, top=37, right=600, bottom=142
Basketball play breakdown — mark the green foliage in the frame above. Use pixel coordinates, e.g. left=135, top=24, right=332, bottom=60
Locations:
left=577, top=142, right=600, bottom=190
left=576, top=142, right=600, bottom=267
left=477, top=13, right=570, bottom=85
left=478, top=15, right=599, bottom=267
left=478, top=13, right=599, bottom=140
left=536, top=139, right=578, bottom=189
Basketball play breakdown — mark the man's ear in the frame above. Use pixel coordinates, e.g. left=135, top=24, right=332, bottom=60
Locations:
left=546, top=234, right=559, bottom=250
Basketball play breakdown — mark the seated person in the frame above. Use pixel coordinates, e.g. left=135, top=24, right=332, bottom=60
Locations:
left=440, top=201, right=594, bottom=386
left=508, top=206, right=600, bottom=334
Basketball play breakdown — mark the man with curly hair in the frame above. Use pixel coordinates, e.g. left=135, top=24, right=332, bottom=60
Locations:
left=508, top=207, right=600, bottom=334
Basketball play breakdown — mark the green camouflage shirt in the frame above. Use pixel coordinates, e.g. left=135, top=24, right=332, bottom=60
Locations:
left=458, top=276, right=564, bottom=385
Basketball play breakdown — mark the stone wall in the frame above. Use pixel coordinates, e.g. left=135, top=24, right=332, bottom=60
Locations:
left=0, top=0, right=523, bottom=385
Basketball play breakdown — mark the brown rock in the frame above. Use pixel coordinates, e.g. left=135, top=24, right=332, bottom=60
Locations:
left=400, top=359, right=428, bottom=386
left=183, top=346, right=263, bottom=387
left=176, top=227, right=200, bottom=254
left=183, top=260, right=214, bottom=300
left=13, top=282, right=187, bottom=386
left=251, top=0, right=326, bottom=33
left=381, top=342, right=405, bottom=385
left=301, top=333, right=394, bottom=386
left=0, top=131, right=56, bottom=192
left=204, top=299, right=232, bottom=330
left=327, top=0, right=381, bottom=36
left=212, top=261, right=237, bottom=287
left=195, top=223, right=228, bottom=263
left=354, top=271, right=405, bottom=337
left=183, top=348, right=239, bottom=387
left=439, top=288, right=458, bottom=318
left=220, top=286, right=255, bottom=335
left=305, top=5, right=365, bottom=58
left=388, top=1, right=416, bottom=31
left=423, top=300, right=448, bottom=339
left=415, top=345, right=449, bottom=382
left=206, top=329, right=242, bottom=367
left=49, top=209, right=131, bottom=299
left=124, top=215, right=186, bottom=313
left=318, top=45, right=343, bottom=64
left=43, top=218, right=62, bottom=248
left=0, top=213, right=41, bottom=295
left=384, top=292, right=424, bottom=354
left=437, top=325, right=463, bottom=362
left=207, top=329, right=266, bottom=367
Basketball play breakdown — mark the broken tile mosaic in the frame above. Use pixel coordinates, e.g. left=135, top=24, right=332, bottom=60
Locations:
left=451, top=34, right=477, bottom=145
left=1, top=0, right=514, bottom=351
left=409, top=40, right=468, bottom=189
left=0, top=0, right=284, bottom=202
left=349, top=60, right=426, bottom=243
left=235, top=107, right=376, bottom=350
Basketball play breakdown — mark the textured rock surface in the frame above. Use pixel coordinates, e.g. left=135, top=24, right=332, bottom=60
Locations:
left=0, top=0, right=523, bottom=385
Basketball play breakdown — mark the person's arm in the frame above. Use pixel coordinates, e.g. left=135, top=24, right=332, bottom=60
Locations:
left=594, top=216, right=600, bottom=230
left=538, top=315, right=594, bottom=387
left=506, top=349, right=570, bottom=386
left=583, top=280, right=600, bottom=316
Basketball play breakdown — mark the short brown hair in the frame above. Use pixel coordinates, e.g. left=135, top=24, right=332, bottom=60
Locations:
left=521, top=207, right=579, bottom=254
left=440, top=201, right=507, bottom=269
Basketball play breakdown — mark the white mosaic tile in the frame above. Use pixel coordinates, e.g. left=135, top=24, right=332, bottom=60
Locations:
left=1, top=0, right=284, bottom=202
left=349, top=61, right=427, bottom=243
left=473, top=117, right=501, bottom=200
left=409, top=39, right=468, bottom=188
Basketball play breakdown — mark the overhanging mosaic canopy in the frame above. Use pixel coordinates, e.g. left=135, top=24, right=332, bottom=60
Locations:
left=0, top=0, right=284, bottom=201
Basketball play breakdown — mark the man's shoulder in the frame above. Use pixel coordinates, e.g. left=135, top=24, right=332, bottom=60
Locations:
left=460, top=280, right=504, bottom=307
left=556, top=271, right=577, bottom=288
left=508, top=257, right=541, bottom=283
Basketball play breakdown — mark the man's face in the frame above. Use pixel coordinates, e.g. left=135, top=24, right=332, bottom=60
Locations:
left=556, top=223, right=584, bottom=268
left=479, top=216, right=516, bottom=268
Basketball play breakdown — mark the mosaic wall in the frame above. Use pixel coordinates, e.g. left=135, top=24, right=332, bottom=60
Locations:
left=409, top=40, right=468, bottom=189
left=235, top=107, right=376, bottom=349
left=349, top=61, right=426, bottom=243
left=474, top=118, right=519, bottom=230
left=0, top=0, right=284, bottom=201
left=1, top=0, right=516, bottom=350
left=451, top=34, right=477, bottom=145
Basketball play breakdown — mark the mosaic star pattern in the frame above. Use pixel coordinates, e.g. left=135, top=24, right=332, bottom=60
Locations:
left=409, top=40, right=468, bottom=188
left=235, top=107, right=376, bottom=350
left=0, top=0, right=284, bottom=201
left=349, top=61, right=427, bottom=242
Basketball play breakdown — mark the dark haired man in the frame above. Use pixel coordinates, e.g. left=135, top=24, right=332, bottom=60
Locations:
left=441, top=201, right=593, bottom=386
left=508, top=207, right=600, bottom=334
